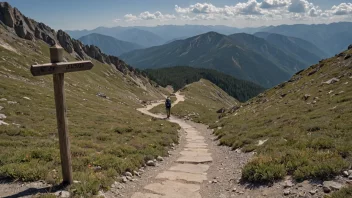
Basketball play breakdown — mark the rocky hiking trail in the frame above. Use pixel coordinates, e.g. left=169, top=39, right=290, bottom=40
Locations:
left=106, top=92, right=347, bottom=198
left=1, top=92, right=349, bottom=198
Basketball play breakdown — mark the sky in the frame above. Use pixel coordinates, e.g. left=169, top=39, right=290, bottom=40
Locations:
left=6, top=0, right=352, bottom=30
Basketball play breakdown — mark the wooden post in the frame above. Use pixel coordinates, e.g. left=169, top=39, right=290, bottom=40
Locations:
left=30, top=46, right=94, bottom=185
left=51, top=45, right=73, bottom=185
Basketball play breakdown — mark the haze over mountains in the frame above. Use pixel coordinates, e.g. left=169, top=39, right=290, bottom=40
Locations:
left=79, top=33, right=143, bottom=56
left=67, top=22, right=352, bottom=57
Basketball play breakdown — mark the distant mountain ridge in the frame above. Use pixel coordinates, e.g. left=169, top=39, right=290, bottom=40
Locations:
left=120, top=31, right=326, bottom=87
left=68, top=27, right=165, bottom=47
left=261, top=22, right=352, bottom=56
left=66, top=22, right=352, bottom=56
left=79, top=33, right=143, bottom=56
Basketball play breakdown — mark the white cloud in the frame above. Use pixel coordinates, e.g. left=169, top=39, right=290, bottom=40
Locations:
left=288, top=0, right=314, bottom=13
left=114, top=0, right=352, bottom=26
left=120, top=11, right=176, bottom=22
left=235, top=0, right=262, bottom=15
left=330, top=3, right=352, bottom=15
left=260, top=0, right=289, bottom=9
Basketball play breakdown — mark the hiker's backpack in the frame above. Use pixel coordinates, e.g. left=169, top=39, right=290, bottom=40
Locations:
left=166, top=99, right=171, bottom=108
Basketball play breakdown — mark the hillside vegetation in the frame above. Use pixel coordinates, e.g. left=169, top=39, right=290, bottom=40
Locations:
left=0, top=3, right=178, bottom=196
left=150, top=79, right=238, bottom=123
left=145, top=66, right=265, bottom=102
left=210, top=47, right=352, bottom=184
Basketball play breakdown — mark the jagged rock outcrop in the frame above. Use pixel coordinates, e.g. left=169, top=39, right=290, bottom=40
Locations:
left=57, top=30, right=74, bottom=53
left=0, top=1, right=143, bottom=79
left=0, top=2, right=14, bottom=27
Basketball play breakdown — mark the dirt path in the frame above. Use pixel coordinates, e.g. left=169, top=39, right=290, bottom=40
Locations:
left=130, top=92, right=212, bottom=197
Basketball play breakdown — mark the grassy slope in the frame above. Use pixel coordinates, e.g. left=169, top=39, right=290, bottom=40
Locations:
left=0, top=28, right=179, bottom=196
left=211, top=48, right=352, bottom=183
left=150, top=79, right=238, bottom=123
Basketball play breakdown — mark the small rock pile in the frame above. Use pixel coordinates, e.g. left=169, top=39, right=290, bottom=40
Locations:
left=0, top=99, right=8, bottom=126
left=120, top=156, right=164, bottom=184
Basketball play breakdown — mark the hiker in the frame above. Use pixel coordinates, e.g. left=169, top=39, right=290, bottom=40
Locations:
left=165, top=96, right=172, bottom=119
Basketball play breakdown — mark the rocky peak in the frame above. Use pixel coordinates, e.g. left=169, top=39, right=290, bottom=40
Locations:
left=0, top=2, right=143, bottom=78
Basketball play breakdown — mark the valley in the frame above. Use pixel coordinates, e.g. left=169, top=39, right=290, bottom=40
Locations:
left=0, top=1, right=352, bottom=198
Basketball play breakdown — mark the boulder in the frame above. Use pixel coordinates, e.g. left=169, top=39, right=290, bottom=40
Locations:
left=146, top=160, right=156, bottom=166
left=121, top=176, right=127, bottom=183
left=0, top=114, right=7, bottom=119
left=303, top=94, right=311, bottom=101
left=323, top=181, right=343, bottom=191
left=348, top=44, right=352, bottom=50
left=228, top=106, right=240, bottom=113
left=343, top=171, right=349, bottom=177
left=216, top=107, right=226, bottom=114
left=156, top=156, right=164, bottom=161
left=0, top=121, right=9, bottom=126
left=124, top=172, right=132, bottom=177
left=96, top=92, right=107, bottom=98
left=324, top=78, right=340, bottom=85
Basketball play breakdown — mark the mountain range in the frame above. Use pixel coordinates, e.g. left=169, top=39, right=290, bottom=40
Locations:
left=120, top=31, right=325, bottom=87
left=78, top=33, right=143, bottom=56
left=261, top=22, right=352, bottom=56
left=67, top=22, right=352, bottom=56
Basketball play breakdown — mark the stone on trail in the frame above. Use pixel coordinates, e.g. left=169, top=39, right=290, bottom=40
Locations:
left=54, top=190, right=70, bottom=198
left=284, top=180, right=294, bottom=188
left=121, top=176, right=128, bottom=183
left=23, top=96, right=31, bottom=100
left=309, top=189, right=317, bottom=195
left=283, top=189, right=290, bottom=196
left=143, top=180, right=201, bottom=198
left=343, top=171, right=349, bottom=177
left=176, top=155, right=213, bottom=164
left=179, top=151, right=212, bottom=157
left=156, top=171, right=207, bottom=183
left=169, top=164, right=209, bottom=174
left=132, top=192, right=162, bottom=198
left=0, top=106, right=3, bottom=110
left=157, top=156, right=164, bottom=161
left=146, top=160, right=156, bottom=166
left=124, top=171, right=132, bottom=177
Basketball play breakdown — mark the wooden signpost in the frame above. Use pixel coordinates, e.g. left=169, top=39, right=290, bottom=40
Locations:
left=30, top=45, right=94, bottom=185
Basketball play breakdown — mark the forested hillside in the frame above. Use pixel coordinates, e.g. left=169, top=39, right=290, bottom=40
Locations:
left=145, top=66, right=265, bottom=102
